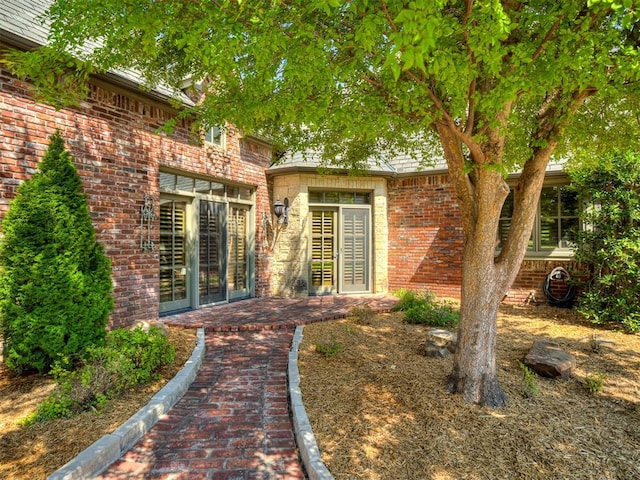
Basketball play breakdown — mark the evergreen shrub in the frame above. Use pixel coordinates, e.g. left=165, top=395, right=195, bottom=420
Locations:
left=0, top=132, right=114, bottom=374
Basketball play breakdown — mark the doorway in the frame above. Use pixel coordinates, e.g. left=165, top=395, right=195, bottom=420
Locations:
left=309, top=206, right=371, bottom=295
left=159, top=173, right=254, bottom=314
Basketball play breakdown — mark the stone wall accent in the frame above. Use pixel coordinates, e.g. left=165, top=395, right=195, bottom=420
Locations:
left=270, top=173, right=388, bottom=296
left=0, top=63, right=272, bottom=328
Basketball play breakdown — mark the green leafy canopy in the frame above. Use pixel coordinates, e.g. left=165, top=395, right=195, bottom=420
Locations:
left=11, top=0, right=640, bottom=170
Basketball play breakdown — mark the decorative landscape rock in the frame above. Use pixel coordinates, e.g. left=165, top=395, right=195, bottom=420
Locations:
left=524, top=340, right=576, bottom=379
left=420, top=329, right=458, bottom=358
left=132, top=320, right=167, bottom=334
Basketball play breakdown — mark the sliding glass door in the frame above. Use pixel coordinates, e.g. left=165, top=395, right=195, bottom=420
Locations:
left=199, top=200, right=226, bottom=305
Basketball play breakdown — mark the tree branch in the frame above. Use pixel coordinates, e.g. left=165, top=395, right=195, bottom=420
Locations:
left=532, top=14, right=565, bottom=61
left=403, top=70, right=485, bottom=163
left=360, top=74, right=384, bottom=89
left=381, top=0, right=398, bottom=33
left=497, top=86, right=598, bottom=275
left=435, top=120, right=476, bottom=232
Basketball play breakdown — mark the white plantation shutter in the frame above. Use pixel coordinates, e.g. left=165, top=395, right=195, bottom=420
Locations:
left=199, top=200, right=226, bottom=304
left=310, top=210, right=336, bottom=293
left=228, top=206, right=248, bottom=293
left=159, top=200, right=189, bottom=310
left=342, top=209, right=368, bottom=292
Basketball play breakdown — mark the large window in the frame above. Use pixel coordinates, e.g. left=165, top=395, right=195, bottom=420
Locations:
left=159, top=171, right=254, bottom=312
left=498, top=182, right=579, bottom=255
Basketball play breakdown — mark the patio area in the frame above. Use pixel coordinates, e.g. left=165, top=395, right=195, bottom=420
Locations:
left=161, top=294, right=399, bottom=332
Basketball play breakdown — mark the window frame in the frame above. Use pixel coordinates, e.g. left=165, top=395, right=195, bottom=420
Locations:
left=498, top=176, right=580, bottom=259
left=204, top=125, right=226, bottom=150
left=159, top=170, right=255, bottom=311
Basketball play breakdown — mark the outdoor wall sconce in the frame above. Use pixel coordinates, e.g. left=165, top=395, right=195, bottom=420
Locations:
left=140, top=194, right=156, bottom=252
left=264, top=197, right=289, bottom=252
left=273, top=197, right=289, bottom=226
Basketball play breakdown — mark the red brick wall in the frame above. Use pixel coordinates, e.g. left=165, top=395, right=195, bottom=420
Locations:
left=387, top=174, right=579, bottom=305
left=388, top=175, right=464, bottom=299
left=0, top=66, right=272, bottom=328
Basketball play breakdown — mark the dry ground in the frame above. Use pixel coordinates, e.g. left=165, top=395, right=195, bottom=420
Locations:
left=299, top=304, right=640, bottom=480
left=0, top=326, right=197, bottom=480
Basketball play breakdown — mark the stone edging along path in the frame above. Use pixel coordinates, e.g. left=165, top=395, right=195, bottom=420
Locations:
left=45, top=326, right=333, bottom=480
left=289, top=326, right=334, bottom=480
left=46, top=328, right=207, bottom=480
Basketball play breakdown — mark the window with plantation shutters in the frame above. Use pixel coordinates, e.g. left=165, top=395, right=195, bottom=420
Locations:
left=310, top=210, right=336, bottom=294
left=228, top=205, right=249, bottom=298
left=160, top=199, right=190, bottom=312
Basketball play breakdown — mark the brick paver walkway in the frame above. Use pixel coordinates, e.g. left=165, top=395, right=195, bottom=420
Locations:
left=97, top=295, right=397, bottom=480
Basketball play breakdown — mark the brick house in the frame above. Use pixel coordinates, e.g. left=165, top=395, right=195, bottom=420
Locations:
left=1, top=1, right=278, bottom=328
left=0, top=1, right=577, bottom=329
left=269, top=153, right=578, bottom=305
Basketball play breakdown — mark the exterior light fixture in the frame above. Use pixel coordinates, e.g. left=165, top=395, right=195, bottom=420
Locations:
left=273, top=197, right=289, bottom=226
left=140, top=194, right=156, bottom=251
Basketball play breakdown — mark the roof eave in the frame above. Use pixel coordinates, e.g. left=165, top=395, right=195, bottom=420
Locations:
left=267, top=165, right=397, bottom=178
left=0, top=30, right=192, bottom=108
left=0, top=28, right=41, bottom=51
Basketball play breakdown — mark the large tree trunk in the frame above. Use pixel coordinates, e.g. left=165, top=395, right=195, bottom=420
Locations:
left=433, top=88, right=593, bottom=407
left=446, top=168, right=511, bottom=407
left=448, top=242, right=508, bottom=407
left=435, top=122, right=522, bottom=407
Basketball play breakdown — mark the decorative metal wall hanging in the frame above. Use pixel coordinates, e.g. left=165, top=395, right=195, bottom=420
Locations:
left=140, top=194, right=156, bottom=251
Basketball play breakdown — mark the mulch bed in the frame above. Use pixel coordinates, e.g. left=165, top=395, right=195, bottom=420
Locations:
left=298, top=304, right=640, bottom=480
left=0, top=326, right=197, bottom=480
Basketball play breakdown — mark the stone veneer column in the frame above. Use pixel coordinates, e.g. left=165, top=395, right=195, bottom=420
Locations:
left=270, top=173, right=388, bottom=296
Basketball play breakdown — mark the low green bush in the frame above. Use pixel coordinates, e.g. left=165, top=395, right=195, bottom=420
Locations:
left=103, top=325, right=175, bottom=385
left=584, top=372, right=607, bottom=395
left=315, top=338, right=344, bottom=358
left=392, top=288, right=432, bottom=312
left=519, top=362, right=540, bottom=399
left=393, top=289, right=460, bottom=328
left=20, top=325, right=175, bottom=426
